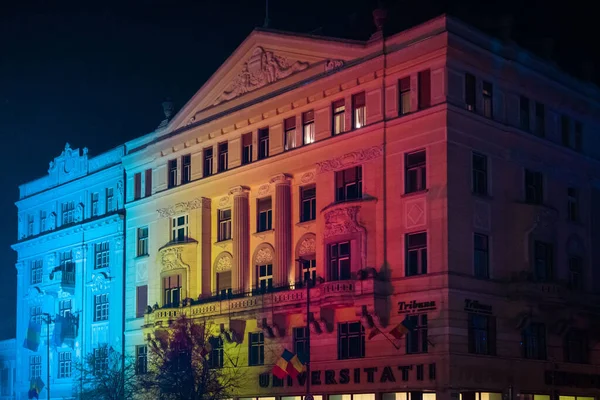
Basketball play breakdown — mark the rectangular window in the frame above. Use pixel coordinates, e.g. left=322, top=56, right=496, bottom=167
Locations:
left=30, top=306, right=43, bottom=325
left=248, top=332, right=264, bottom=366
left=256, top=264, right=273, bottom=293
left=406, top=232, right=427, bottom=276
left=40, top=210, right=47, bottom=232
left=59, top=299, right=72, bottom=318
left=474, top=233, right=489, bottom=279
left=418, top=70, right=431, bottom=109
left=465, top=73, right=476, bottom=112
left=29, top=355, right=42, bottom=380
left=58, top=352, right=72, bottom=378
left=520, top=96, right=530, bottom=131
left=535, top=102, right=545, bottom=137
left=482, top=81, right=493, bottom=118
left=328, top=241, right=351, bottom=281
left=27, top=215, right=34, bottom=236
left=284, top=117, right=296, bottom=151
left=258, top=128, right=269, bottom=160
left=217, top=271, right=232, bottom=295
left=300, top=185, right=316, bottom=222
left=565, top=330, right=588, bottom=363
left=574, top=121, right=583, bottom=152
left=182, top=154, right=191, bottom=183
left=94, top=293, right=109, bottom=322
left=301, top=258, right=317, bottom=285
left=106, top=188, right=115, bottom=212
left=30, top=260, right=43, bottom=285
left=561, top=115, right=570, bottom=147
left=203, top=148, right=213, bottom=177
left=534, top=241, right=554, bottom=282
left=134, top=172, right=142, bottom=200
left=257, top=197, right=272, bottom=232
left=218, top=142, right=228, bottom=172
left=567, top=187, right=578, bottom=222
left=406, top=314, right=428, bottom=354
left=136, top=285, right=148, bottom=318
left=171, top=215, right=189, bottom=243
left=468, top=314, right=496, bottom=355
left=163, top=275, right=181, bottom=307
left=58, top=299, right=75, bottom=338
left=293, top=327, right=309, bottom=360
left=94, top=347, right=109, bottom=374
left=472, top=152, right=488, bottom=195
left=168, top=159, right=178, bottom=188
left=94, top=241, right=110, bottom=269
left=405, top=150, right=426, bottom=194
left=352, top=92, right=366, bottom=129
left=60, top=251, right=75, bottom=284
left=568, top=256, right=583, bottom=290
left=399, top=77, right=411, bottom=115
left=242, top=133, right=253, bottom=165
left=522, top=323, right=546, bottom=360
left=525, top=169, right=543, bottom=204
left=218, top=209, right=232, bottom=241
left=137, top=227, right=148, bottom=257
left=332, top=99, right=345, bottom=135
left=335, top=166, right=362, bottom=202
left=62, top=201, right=75, bottom=225
left=303, top=110, right=315, bottom=145
left=338, top=321, right=365, bottom=360
left=145, top=169, right=152, bottom=197
left=91, top=193, right=99, bottom=217
left=208, top=337, right=224, bottom=368
left=136, top=345, right=148, bottom=374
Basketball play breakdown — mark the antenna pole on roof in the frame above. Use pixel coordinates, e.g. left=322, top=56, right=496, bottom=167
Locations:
left=263, top=0, right=270, bottom=28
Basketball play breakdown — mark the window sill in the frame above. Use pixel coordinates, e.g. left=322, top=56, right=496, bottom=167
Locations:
left=135, top=254, right=150, bottom=260
left=214, top=239, right=233, bottom=246
left=296, top=219, right=316, bottom=227
left=401, top=189, right=429, bottom=198
left=253, top=229, right=274, bottom=237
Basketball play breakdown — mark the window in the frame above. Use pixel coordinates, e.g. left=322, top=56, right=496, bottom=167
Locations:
left=534, top=241, right=554, bottom=282
left=258, top=128, right=269, bottom=160
left=482, top=81, right=493, bottom=118
left=332, top=99, right=345, bottom=135
left=136, top=285, right=148, bottom=318
left=328, top=241, right=351, bottom=281
left=519, top=96, right=530, bottom=131
left=218, top=142, right=228, bottom=172
left=574, top=121, right=583, bottom=152
left=535, top=102, right=545, bottom=137
left=27, top=215, right=34, bottom=236
left=242, top=133, right=253, bottom=165
left=525, top=169, right=543, bottom=204
left=91, top=193, right=99, bottom=217
left=62, top=201, right=75, bottom=225
left=29, top=355, right=42, bottom=380
left=106, top=188, right=115, bottom=212
left=406, top=314, right=428, bottom=354
left=136, top=345, right=148, bottom=374
left=399, top=77, right=411, bottom=115
left=293, top=327, right=309, bottom=360
left=568, top=256, right=583, bottom=290
left=335, top=166, right=362, bottom=201
left=40, top=210, right=47, bottom=232
left=567, top=187, right=578, bottom=222
left=521, top=323, right=546, bottom=360
left=58, top=352, right=72, bottom=378
left=30, top=306, right=43, bottom=325
left=217, top=271, right=232, bottom=295
left=301, top=258, right=316, bottom=285
left=163, top=275, right=181, bottom=307
left=94, top=347, right=109, bottom=374
left=472, top=152, right=488, bottom=195
left=405, top=150, right=426, bottom=194
left=94, top=294, right=109, bottom=321
left=248, top=332, right=264, bottom=366
left=474, top=234, right=489, bottom=279
left=468, top=314, right=496, bottom=355
left=182, top=154, right=191, bottom=183
left=465, top=73, right=476, bottom=111
left=171, top=215, right=189, bottom=243
left=257, top=197, right=272, bottom=232
left=565, top=330, right=588, bottom=363
left=257, top=264, right=273, bottom=293
left=406, top=232, right=427, bottom=276
left=94, top=242, right=110, bottom=269
left=352, top=92, right=366, bottom=129
left=134, top=172, right=142, bottom=200
left=338, top=322, right=365, bottom=359
left=418, top=70, right=431, bottom=109
left=208, top=337, right=224, bottom=368
left=284, top=117, right=296, bottom=151
left=300, top=185, right=316, bottom=222
left=168, top=159, right=178, bottom=188
left=58, top=299, right=71, bottom=318
left=59, top=300, right=74, bottom=337
left=60, top=251, right=75, bottom=284
left=145, top=169, right=152, bottom=197
left=203, top=147, right=213, bottom=177
left=137, top=227, right=148, bottom=257
left=561, top=115, right=570, bottom=147
left=218, top=209, right=232, bottom=241
left=30, top=260, right=43, bottom=285
left=303, top=110, right=315, bottom=145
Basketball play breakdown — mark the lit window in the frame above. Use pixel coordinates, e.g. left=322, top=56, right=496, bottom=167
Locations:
left=332, top=99, right=345, bottom=135
left=284, top=117, right=296, bottom=151
left=258, top=128, right=269, bottom=160
left=203, top=147, right=213, bottom=177
left=399, top=77, right=411, bottom=115
left=352, top=92, right=366, bottom=129
left=171, top=215, right=189, bottom=243
left=218, top=142, right=228, bottom=172
left=182, top=154, right=191, bottom=183
left=256, top=264, right=273, bottom=293
left=302, top=110, right=315, bottom=145
left=163, top=275, right=181, bottom=307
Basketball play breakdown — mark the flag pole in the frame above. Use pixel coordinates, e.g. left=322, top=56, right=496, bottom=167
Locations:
left=296, top=258, right=312, bottom=400
left=43, top=313, right=52, bottom=400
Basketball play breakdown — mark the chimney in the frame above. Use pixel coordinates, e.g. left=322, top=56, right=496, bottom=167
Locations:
left=162, top=98, right=174, bottom=120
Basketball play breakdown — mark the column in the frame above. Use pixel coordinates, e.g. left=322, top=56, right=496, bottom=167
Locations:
left=230, top=186, right=250, bottom=293
left=272, top=174, right=291, bottom=287
left=200, top=198, right=212, bottom=297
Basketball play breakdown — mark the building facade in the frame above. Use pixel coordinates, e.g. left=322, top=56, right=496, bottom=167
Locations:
left=12, top=144, right=125, bottom=399
left=122, top=14, right=600, bottom=400
left=0, top=339, right=16, bottom=400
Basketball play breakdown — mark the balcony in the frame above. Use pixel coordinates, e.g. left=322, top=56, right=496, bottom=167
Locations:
left=44, top=268, right=76, bottom=295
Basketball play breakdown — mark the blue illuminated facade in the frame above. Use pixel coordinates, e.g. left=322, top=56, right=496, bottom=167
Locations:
left=12, top=144, right=124, bottom=400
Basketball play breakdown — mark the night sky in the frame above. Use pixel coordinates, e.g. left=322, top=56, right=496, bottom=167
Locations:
left=0, top=0, right=597, bottom=339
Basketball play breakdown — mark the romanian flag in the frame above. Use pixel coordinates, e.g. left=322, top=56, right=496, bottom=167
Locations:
left=200, top=341, right=213, bottom=359
left=28, top=377, right=45, bottom=399
left=367, top=326, right=381, bottom=340
left=23, top=320, right=42, bottom=352
left=389, top=318, right=415, bottom=340
left=272, top=349, right=305, bottom=379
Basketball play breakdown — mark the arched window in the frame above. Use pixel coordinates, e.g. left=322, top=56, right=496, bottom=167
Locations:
left=253, top=243, right=275, bottom=294
left=296, top=233, right=316, bottom=285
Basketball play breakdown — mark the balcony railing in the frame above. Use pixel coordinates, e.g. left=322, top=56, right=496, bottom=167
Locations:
left=44, top=268, right=76, bottom=295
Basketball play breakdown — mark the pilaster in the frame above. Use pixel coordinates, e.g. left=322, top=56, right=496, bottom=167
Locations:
left=271, top=174, right=292, bottom=287
left=230, top=186, right=250, bottom=293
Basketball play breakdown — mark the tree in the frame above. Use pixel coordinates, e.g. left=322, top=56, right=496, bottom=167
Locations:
left=139, top=315, right=243, bottom=400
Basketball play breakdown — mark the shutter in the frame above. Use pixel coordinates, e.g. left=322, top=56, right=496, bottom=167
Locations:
left=399, top=77, right=410, bottom=92
left=353, top=92, right=366, bottom=108
left=284, top=117, right=296, bottom=131
left=303, top=110, right=314, bottom=124
left=418, top=69, right=431, bottom=108
left=145, top=169, right=152, bottom=197
left=333, top=99, right=345, bottom=110
left=242, top=133, right=252, bottom=146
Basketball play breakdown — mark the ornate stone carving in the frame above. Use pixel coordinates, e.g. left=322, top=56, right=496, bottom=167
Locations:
left=317, top=146, right=383, bottom=173
left=136, top=262, right=148, bottom=283
left=405, top=199, right=426, bottom=229
left=298, top=235, right=316, bottom=256
left=159, top=247, right=188, bottom=272
left=48, top=212, right=57, bottom=230
left=229, top=186, right=250, bottom=197
left=75, top=203, right=84, bottom=222
left=254, top=244, right=274, bottom=265
left=215, top=252, right=233, bottom=272
left=219, top=196, right=230, bottom=207
left=114, top=237, right=123, bottom=250
left=73, top=246, right=85, bottom=261
left=201, top=197, right=211, bottom=209
left=258, top=184, right=271, bottom=196
left=323, top=206, right=362, bottom=239
left=325, top=60, right=344, bottom=72
left=269, top=173, right=291, bottom=185
left=300, top=171, right=315, bottom=184
left=157, top=198, right=203, bottom=218
left=88, top=272, right=111, bottom=293
left=214, top=47, right=309, bottom=105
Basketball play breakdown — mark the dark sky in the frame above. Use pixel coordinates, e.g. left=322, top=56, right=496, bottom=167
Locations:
left=0, top=0, right=597, bottom=339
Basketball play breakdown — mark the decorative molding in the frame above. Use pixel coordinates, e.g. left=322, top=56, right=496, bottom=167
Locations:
left=75, top=203, right=84, bottom=222
left=218, top=196, right=231, bottom=207
left=229, top=186, right=250, bottom=197
left=114, top=236, right=124, bottom=251
left=257, top=184, right=271, bottom=197
left=73, top=246, right=85, bottom=261
left=323, top=206, right=362, bottom=239
left=269, top=173, right=291, bottom=185
left=158, top=246, right=189, bottom=272
left=201, top=197, right=211, bottom=209
left=136, top=262, right=148, bottom=283
left=405, top=198, right=426, bottom=229
left=300, top=171, right=315, bottom=184
left=157, top=198, right=203, bottom=218
left=215, top=252, right=233, bottom=273
left=88, top=272, right=111, bottom=293
left=325, top=59, right=344, bottom=72
left=48, top=212, right=57, bottom=230
left=254, top=243, right=275, bottom=265
left=298, top=234, right=316, bottom=256
left=316, top=146, right=383, bottom=173
left=214, top=47, right=309, bottom=105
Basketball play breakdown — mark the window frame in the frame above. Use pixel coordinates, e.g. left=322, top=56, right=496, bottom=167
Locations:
left=405, top=232, right=428, bottom=276
left=328, top=241, right=351, bottom=281
left=472, top=152, right=488, bottom=196
left=332, top=99, right=346, bottom=135
left=163, top=275, right=182, bottom=307
left=337, top=321, right=365, bottom=360
left=399, top=77, right=411, bottom=116
left=302, top=110, right=315, bottom=145
left=218, top=209, right=232, bottom=241
left=257, top=197, right=273, bottom=232
left=58, top=351, right=72, bottom=379
left=473, top=233, right=489, bottom=279
left=137, top=227, right=149, bottom=257
left=533, top=240, right=554, bottom=282
left=465, top=73, right=476, bottom=112
left=521, top=322, right=546, bottom=360
left=30, top=259, right=43, bottom=285
left=94, top=241, right=110, bottom=269
left=91, top=193, right=99, bottom=217
left=352, top=91, right=366, bottom=129
left=335, top=166, right=363, bottom=202
left=468, top=313, right=496, bottom=356
left=520, top=95, right=531, bottom=131
left=171, top=215, right=189, bottom=243
left=405, top=150, right=427, bottom=194
left=284, top=117, right=297, bottom=151
left=182, top=154, right=192, bottom=183
left=256, top=264, right=273, bottom=293
left=208, top=336, right=224, bottom=369
left=242, top=133, right=253, bottom=165
left=218, top=142, right=228, bottom=172
left=136, top=285, right=148, bottom=318
left=168, top=159, right=178, bottom=188
left=203, top=147, right=213, bottom=177
left=136, top=345, right=148, bottom=375
left=567, top=187, right=578, bottom=222
left=524, top=169, right=543, bottom=205
left=94, top=293, right=109, bottom=322
left=248, top=332, right=265, bottom=366
left=406, top=314, right=428, bottom=354
left=134, top=172, right=142, bottom=200
left=482, top=81, right=493, bottom=119
left=300, top=185, right=316, bottom=222
left=258, top=128, right=269, bottom=160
